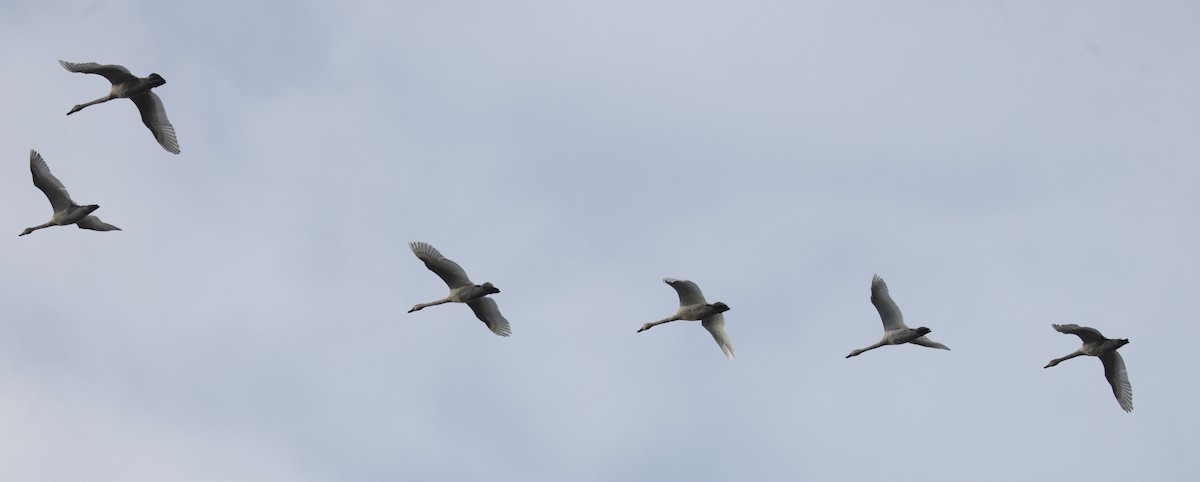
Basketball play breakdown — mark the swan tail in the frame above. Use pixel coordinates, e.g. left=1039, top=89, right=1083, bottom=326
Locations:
left=911, top=335, right=950, bottom=351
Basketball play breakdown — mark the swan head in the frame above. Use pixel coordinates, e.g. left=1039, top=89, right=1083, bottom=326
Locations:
left=408, top=304, right=423, bottom=313
left=1043, top=359, right=1059, bottom=368
left=18, top=227, right=34, bottom=236
left=710, top=302, right=731, bottom=313
left=66, top=104, right=85, bottom=115
left=480, top=282, right=500, bottom=295
left=846, top=349, right=864, bottom=358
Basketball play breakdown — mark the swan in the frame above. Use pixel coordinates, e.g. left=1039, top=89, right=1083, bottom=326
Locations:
left=1044, top=324, right=1133, bottom=412
left=407, top=241, right=511, bottom=337
left=20, top=150, right=120, bottom=236
left=846, top=274, right=950, bottom=358
left=637, top=278, right=734, bottom=360
left=59, top=60, right=180, bottom=154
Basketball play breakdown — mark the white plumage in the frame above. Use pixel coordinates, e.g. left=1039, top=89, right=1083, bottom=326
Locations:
left=407, top=241, right=511, bottom=337
left=638, top=278, right=734, bottom=360
left=20, top=150, right=120, bottom=237
left=60, top=60, right=180, bottom=154
left=846, top=274, right=950, bottom=358
left=1044, top=324, right=1133, bottom=412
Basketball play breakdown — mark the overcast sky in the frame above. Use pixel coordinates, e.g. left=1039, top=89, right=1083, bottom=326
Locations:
left=1, top=1, right=1197, bottom=480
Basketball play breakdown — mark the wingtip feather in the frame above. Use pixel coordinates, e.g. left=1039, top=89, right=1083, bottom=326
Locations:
left=409, top=241, right=443, bottom=260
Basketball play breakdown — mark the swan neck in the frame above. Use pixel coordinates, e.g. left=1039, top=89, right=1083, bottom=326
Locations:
left=1047, top=350, right=1083, bottom=367
left=648, top=315, right=680, bottom=328
left=20, top=222, right=54, bottom=235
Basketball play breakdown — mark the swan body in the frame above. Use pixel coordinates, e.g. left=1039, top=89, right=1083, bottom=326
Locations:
left=638, top=278, right=734, bottom=360
left=59, top=60, right=180, bottom=154
left=846, top=274, right=950, bottom=358
left=408, top=241, right=511, bottom=337
left=20, top=150, right=120, bottom=236
left=1044, top=323, right=1132, bottom=412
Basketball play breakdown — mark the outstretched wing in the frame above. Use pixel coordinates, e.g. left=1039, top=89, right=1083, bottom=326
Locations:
left=29, top=150, right=73, bottom=212
left=409, top=241, right=474, bottom=288
left=130, top=92, right=180, bottom=154
left=59, top=60, right=137, bottom=84
left=1100, top=352, right=1133, bottom=412
left=76, top=216, right=120, bottom=232
left=1052, top=324, right=1106, bottom=344
left=664, top=278, right=707, bottom=306
left=701, top=313, right=735, bottom=360
left=466, top=297, right=512, bottom=337
left=871, top=274, right=906, bottom=331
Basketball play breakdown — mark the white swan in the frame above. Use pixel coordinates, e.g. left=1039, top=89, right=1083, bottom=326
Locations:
left=407, top=241, right=511, bottom=337
left=20, top=150, right=120, bottom=236
left=59, top=60, right=180, bottom=154
left=846, top=274, right=950, bottom=358
left=1044, top=323, right=1133, bottom=412
left=637, top=278, right=734, bottom=360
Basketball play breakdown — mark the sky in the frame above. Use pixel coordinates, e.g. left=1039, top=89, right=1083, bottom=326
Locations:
left=1, top=1, right=1197, bottom=480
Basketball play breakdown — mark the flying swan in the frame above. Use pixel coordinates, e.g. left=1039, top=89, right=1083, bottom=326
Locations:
left=1044, top=323, right=1133, bottom=412
left=407, top=241, right=511, bottom=337
left=637, top=278, right=734, bottom=360
left=846, top=274, right=950, bottom=358
left=20, top=150, right=120, bottom=236
left=59, top=60, right=180, bottom=154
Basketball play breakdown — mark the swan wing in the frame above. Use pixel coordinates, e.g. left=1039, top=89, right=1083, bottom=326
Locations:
left=870, top=274, right=906, bottom=331
left=1100, top=352, right=1133, bottom=412
left=130, top=92, right=180, bottom=154
left=59, top=60, right=136, bottom=84
left=76, top=216, right=120, bottom=232
left=29, top=150, right=73, bottom=212
left=664, top=278, right=707, bottom=306
left=409, top=241, right=473, bottom=288
left=1051, top=324, right=1106, bottom=344
left=466, top=297, right=511, bottom=337
left=701, top=313, right=734, bottom=360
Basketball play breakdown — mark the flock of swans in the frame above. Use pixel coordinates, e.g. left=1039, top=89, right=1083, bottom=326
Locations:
left=20, top=61, right=1135, bottom=413
left=403, top=241, right=1132, bottom=412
